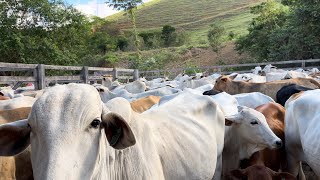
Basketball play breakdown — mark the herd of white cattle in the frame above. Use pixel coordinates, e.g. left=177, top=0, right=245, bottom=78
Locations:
left=0, top=64, right=320, bottom=180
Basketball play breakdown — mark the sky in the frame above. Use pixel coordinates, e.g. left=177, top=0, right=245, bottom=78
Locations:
left=64, top=0, right=152, bottom=18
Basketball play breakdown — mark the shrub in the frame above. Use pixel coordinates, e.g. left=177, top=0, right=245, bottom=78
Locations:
left=207, top=22, right=226, bottom=53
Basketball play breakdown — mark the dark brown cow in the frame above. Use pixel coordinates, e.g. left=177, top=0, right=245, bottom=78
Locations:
left=225, top=164, right=296, bottom=180
left=240, top=102, right=286, bottom=172
left=214, top=75, right=320, bottom=100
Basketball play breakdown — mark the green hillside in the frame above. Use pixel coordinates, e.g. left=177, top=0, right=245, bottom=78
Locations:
left=107, top=0, right=264, bottom=45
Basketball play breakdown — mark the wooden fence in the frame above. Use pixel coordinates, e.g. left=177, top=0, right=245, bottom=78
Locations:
left=0, top=62, right=139, bottom=90
left=140, top=59, right=320, bottom=80
left=1, top=59, right=320, bottom=89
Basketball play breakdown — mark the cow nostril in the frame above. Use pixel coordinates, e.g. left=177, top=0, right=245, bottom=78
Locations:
left=275, top=140, right=282, bottom=148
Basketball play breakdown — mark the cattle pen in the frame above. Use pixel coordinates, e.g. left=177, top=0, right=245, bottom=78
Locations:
left=140, top=59, right=320, bottom=80
left=1, top=59, right=320, bottom=89
left=0, top=62, right=139, bottom=90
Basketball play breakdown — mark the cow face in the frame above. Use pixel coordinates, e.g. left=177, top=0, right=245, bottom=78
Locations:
left=214, top=75, right=232, bottom=91
left=0, top=84, right=135, bottom=180
left=226, top=106, right=282, bottom=151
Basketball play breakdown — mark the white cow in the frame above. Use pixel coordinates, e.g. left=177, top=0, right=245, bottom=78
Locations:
left=285, top=89, right=320, bottom=179
left=233, top=92, right=275, bottom=109
left=96, top=85, right=181, bottom=103
left=96, top=85, right=134, bottom=103
left=285, top=71, right=310, bottom=79
left=178, top=78, right=212, bottom=90
left=252, top=66, right=262, bottom=75
left=156, top=88, right=206, bottom=107
left=0, top=84, right=225, bottom=180
left=266, top=71, right=288, bottom=82
left=209, top=92, right=282, bottom=176
left=134, top=86, right=181, bottom=100
left=263, top=64, right=278, bottom=73
left=124, top=80, right=147, bottom=94
left=159, top=91, right=283, bottom=177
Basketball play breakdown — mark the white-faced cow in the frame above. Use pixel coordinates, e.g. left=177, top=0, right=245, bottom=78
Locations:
left=0, top=84, right=225, bottom=180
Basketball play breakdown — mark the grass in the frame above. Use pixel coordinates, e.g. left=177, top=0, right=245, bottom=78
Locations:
left=189, top=9, right=257, bottom=46
left=105, top=0, right=265, bottom=69
left=107, top=0, right=264, bottom=47
left=107, top=0, right=263, bottom=29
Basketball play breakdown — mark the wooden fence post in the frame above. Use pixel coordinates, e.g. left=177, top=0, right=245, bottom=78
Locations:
left=37, top=64, right=45, bottom=90
left=302, top=60, right=306, bottom=69
left=133, top=69, right=139, bottom=81
left=112, top=68, right=118, bottom=81
left=33, top=68, right=39, bottom=90
left=81, top=66, right=89, bottom=84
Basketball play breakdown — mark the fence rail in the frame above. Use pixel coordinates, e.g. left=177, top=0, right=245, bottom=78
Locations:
left=2, top=60, right=319, bottom=89
left=140, top=59, right=320, bottom=80
left=0, top=62, right=139, bottom=90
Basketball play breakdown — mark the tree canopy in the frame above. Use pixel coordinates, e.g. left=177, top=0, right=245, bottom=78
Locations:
left=236, top=0, right=320, bottom=61
left=0, top=0, right=92, bottom=65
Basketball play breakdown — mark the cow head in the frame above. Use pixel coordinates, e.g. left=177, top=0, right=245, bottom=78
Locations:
left=0, top=84, right=136, bottom=180
left=214, top=75, right=235, bottom=91
left=225, top=106, right=282, bottom=155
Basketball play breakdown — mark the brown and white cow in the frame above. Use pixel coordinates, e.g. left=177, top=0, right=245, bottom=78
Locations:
left=240, top=102, right=286, bottom=172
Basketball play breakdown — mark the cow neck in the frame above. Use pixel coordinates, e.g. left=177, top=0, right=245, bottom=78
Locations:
left=224, top=126, right=264, bottom=167
left=92, top=119, right=159, bottom=180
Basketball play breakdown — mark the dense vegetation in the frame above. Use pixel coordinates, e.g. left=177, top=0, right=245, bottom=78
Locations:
left=0, top=0, right=91, bottom=65
left=236, top=0, right=320, bottom=62
left=1, top=0, right=320, bottom=70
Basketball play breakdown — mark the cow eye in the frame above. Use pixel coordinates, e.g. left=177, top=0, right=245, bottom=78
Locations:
left=250, top=121, right=258, bottom=125
left=90, top=119, right=101, bottom=129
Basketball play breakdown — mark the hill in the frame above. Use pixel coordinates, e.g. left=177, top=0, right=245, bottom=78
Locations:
left=107, top=0, right=264, bottom=45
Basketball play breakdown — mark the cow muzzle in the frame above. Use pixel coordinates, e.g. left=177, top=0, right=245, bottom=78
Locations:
left=273, top=139, right=282, bottom=149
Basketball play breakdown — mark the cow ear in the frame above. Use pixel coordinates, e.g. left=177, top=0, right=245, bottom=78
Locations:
left=102, top=112, right=136, bottom=150
left=225, top=119, right=234, bottom=126
left=273, top=172, right=296, bottom=180
left=237, top=106, right=247, bottom=112
left=229, top=74, right=238, bottom=80
left=225, top=113, right=242, bottom=125
left=0, top=119, right=30, bottom=156
left=220, top=77, right=229, bottom=82
left=226, top=169, right=247, bottom=179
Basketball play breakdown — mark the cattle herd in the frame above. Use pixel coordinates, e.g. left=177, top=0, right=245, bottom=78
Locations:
left=0, top=64, right=320, bottom=180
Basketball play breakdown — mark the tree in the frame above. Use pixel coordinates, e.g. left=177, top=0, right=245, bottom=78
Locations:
left=161, top=25, right=176, bottom=47
left=106, top=0, right=142, bottom=53
left=207, top=22, right=225, bottom=53
left=282, top=0, right=320, bottom=59
left=0, top=0, right=91, bottom=65
left=235, top=1, right=289, bottom=61
left=236, top=0, right=320, bottom=61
